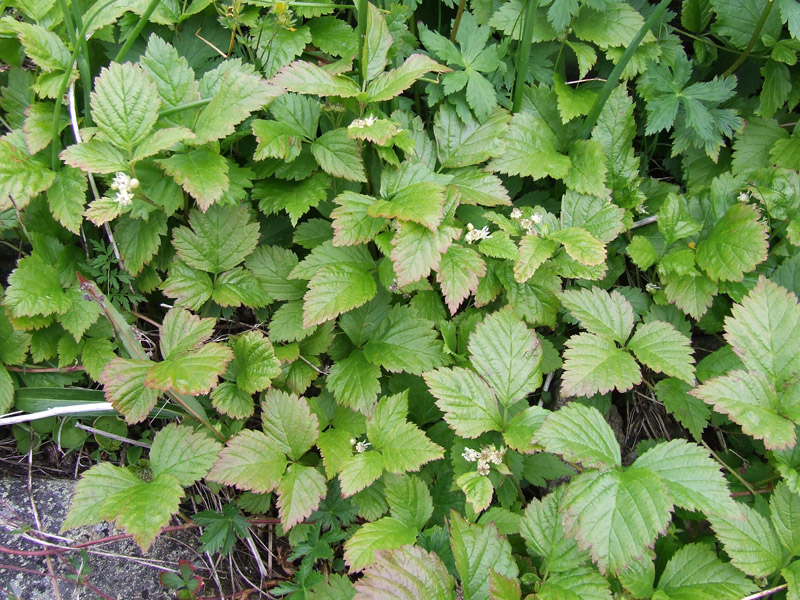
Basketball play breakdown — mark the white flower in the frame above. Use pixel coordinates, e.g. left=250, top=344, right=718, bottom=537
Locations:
left=110, top=172, right=136, bottom=207
left=355, top=441, right=371, bottom=453
left=476, top=461, right=491, bottom=476
left=465, top=223, right=492, bottom=243
left=738, top=191, right=750, bottom=202
left=349, top=114, right=378, bottom=129
left=462, top=448, right=481, bottom=462
left=531, top=213, right=543, bottom=225
left=645, top=282, right=660, bottom=293
left=510, top=208, right=523, bottom=220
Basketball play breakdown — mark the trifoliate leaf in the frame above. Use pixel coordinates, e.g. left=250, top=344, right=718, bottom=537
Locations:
left=278, top=464, right=326, bottom=530
left=488, top=112, right=571, bottom=180
left=655, top=377, right=710, bottom=441
left=468, top=308, right=542, bottom=406
left=345, top=517, right=419, bottom=571
left=62, top=463, right=139, bottom=531
left=229, top=331, right=281, bottom=395
left=172, top=204, right=259, bottom=275
left=535, top=403, right=621, bottom=469
left=91, top=63, right=160, bottom=151
left=101, top=358, right=160, bottom=424
left=331, top=191, right=387, bottom=246
left=724, top=276, right=800, bottom=386
left=450, top=513, right=518, bottom=600
left=365, top=53, right=450, bottom=103
left=663, top=271, right=718, bottom=320
left=710, top=502, right=785, bottom=578
left=561, top=333, right=641, bottom=397
left=633, top=439, right=736, bottom=517
left=363, top=305, right=446, bottom=374
left=162, top=261, right=213, bottom=310
left=559, top=287, right=634, bottom=344
left=150, top=423, right=222, bottom=486
left=328, top=350, right=382, bottom=414
left=311, top=128, right=367, bottom=182
left=628, top=321, right=695, bottom=384
left=303, top=263, right=377, bottom=328
left=521, top=489, right=589, bottom=574
left=386, top=474, right=434, bottom=530
left=513, top=236, right=555, bottom=283
left=562, top=467, right=672, bottom=574
left=390, top=221, right=460, bottom=286
left=157, top=148, right=229, bottom=211
left=436, top=244, right=485, bottom=314
left=548, top=227, right=606, bottom=266
left=261, top=389, right=318, bottom=461
left=424, top=367, right=502, bottom=438
left=4, top=254, right=71, bottom=318
left=696, top=203, right=768, bottom=282
left=656, top=542, right=757, bottom=600
left=208, top=429, right=287, bottom=493
left=194, top=503, right=251, bottom=556
left=692, top=370, right=796, bottom=450
left=354, top=545, right=456, bottom=600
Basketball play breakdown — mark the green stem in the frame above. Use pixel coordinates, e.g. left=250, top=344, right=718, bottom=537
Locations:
left=355, top=0, right=368, bottom=86
left=511, top=0, right=538, bottom=113
left=722, top=0, right=774, bottom=77
left=579, top=0, right=671, bottom=139
left=450, top=0, right=467, bottom=42
left=699, top=439, right=758, bottom=496
left=114, top=0, right=163, bottom=63
left=158, top=98, right=213, bottom=118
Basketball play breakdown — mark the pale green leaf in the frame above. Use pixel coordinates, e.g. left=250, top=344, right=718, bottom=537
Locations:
left=521, top=488, right=588, bottom=574
left=559, top=287, right=634, bottom=344
left=303, top=264, right=377, bottom=328
left=656, top=542, right=756, bottom=600
left=162, top=261, right=213, bottom=310
left=561, top=333, right=641, bottom=397
left=4, top=254, right=70, bottom=318
left=353, top=545, right=456, bottom=600
left=156, top=148, right=229, bottom=211
left=362, top=2, right=392, bottom=81
left=331, top=191, right=387, bottom=246
left=101, top=358, right=160, bottom=424
left=548, top=227, right=606, bottom=266
left=390, top=222, right=460, bottom=287
left=339, top=451, right=385, bottom=497
left=696, top=203, right=768, bottom=282
left=710, top=502, right=785, bottom=578
left=212, top=267, right=269, bottom=308
left=159, top=307, right=214, bottom=361
left=252, top=119, right=304, bottom=161
left=229, top=331, right=280, bottom=394
left=535, top=403, right=621, bottom=469
left=363, top=305, right=446, bottom=374
left=770, top=482, right=800, bottom=556
left=368, top=181, right=446, bottom=231
left=0, top=367, right=14, bottom=416
left=145, top=343, right=233, bottom=395
left=210, top=382, right=255, bottom=420
left=514, top=236, right=555, bottom=283
left=564, top=140, right=608, bottom=197
left=424, top=366, right=502, bottom=438
left=386, top=474, right=434, bottom=530
left=277, top=464, right=326, bottom=530
left=503, top=405, right=549, bottom=452
left=62, top=463, right=139, bottom=531
left=365, top=54, right=450, bottom=103
left=488, top=112, right=571, bottom=180
left=208, top=429, right=287, bottom=493
left=572, top=3, right=651, bottom=49
left=247, top=246, right=306, bottom=301
left=271, top=60, right=361, bottom=97
left=47, top=166, right=87, bottom=235
left=261, top=389, right=318, bottom=461
left=663, top=271, right=718, bottom=320
left=311, top=128, right=367, bottom=182
left=434, top=105, right=509, bottom=168
left=60, top=139, right=129, bottom=174
left=449, top=168, right=511, bottom=207
left=345, top=517, right=420, bottom=571
left=628, top=321, right=695, bottom=384
left=457, top=471, right=494, bottom=513
left=436, top=244, right=485, bottom=314
left=328, top=350, right=382, bottom=414
left=150, top=423, right=222, bottom=486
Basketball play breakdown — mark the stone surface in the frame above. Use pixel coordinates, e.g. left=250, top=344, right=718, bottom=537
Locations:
left=0, top=476, right=206, bottom=599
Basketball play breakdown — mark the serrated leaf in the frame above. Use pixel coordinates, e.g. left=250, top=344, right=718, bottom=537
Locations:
left=633, top=439, right=736, bottom=517
left=450, top=513, right=518, bottom=600
left=363, top=305, right=446, bottom=374
left=0, top=132, right=55, bottom=210
left=573, top=3, right=651, bottom=49
left=172, top=204, right=259, bottom=275
left=457, top=471, right=494, bottom=513
left=488, top=112, right=571, bottom=180
left=663, top=271, right=718, bottom=320
left=365, top=54, right=450, bottom=103
left=561, top=333, right=641, bottom=397
left=535, top=403, right=621, bottom=469
left=724, top=276, right=800, bottom=386
left=278, top=463, right=326, bottom=530
left=331, top=191, right=387, bottom=246
left=47, top=167, right=87, bottom=234
left=627, top=236, right=658, bottom=270
left=655, top=377, right=710, bottom=440
left=692, top=370, right=796, bottom=450
left=386, top=474, right=434, bottom=530
left=656, top=542, right=757, bottom=600
left=101, top=358, right=160, bottom=424
left=208, top=429, right=287, bottom=493
left=162, top=261, right=213, bottom=310
left=390, top=222, right=460, bottom=287
left=514, top=236, right=555, bottom=283
left=271, top=60, right=361, bottom=97
left=91, top=63, right=160, bottom=151
left=261, top=389, right=318, bottom=461
left=504, top=405, right=549, bottom=452
left=212, top=267, right=268, bottom=308
left=4, top=254, right=71, bottom=318
left=562, top=467, right=672, bottom=574
left=354, top=545, right=456, bottom=600
left=247, top=246, right=307, bottom=301
left=424, top=367, right=502, bottom=438
left=62, top=463, right=139, bottom=531
left=145, top=343, right=232, bottom=395
left=60, top=139, right=129, bottom=174
left=521, top=488, right=588, bottom=574
left=252, top=119, right=304, bottom=161
left=548, top=227, right=606, bottom=266
left=156, top=148, right=229, bottom=211
left=696, top=203, right=768, bottom=282
left=564, top=140, right=608, bottom=197
left=10, top=22, right=71, bottom=71
left=468, top=308, right=542, bottom=406
left=114, top=212, right=167, bottom=276
left=537, top=566, right=612, bottom=600
left=362, top=2, right=392, bottom=80
left=710, top=502, right=785, bottom=578
left=628, top=321, right=695, bottom=383
left=434, top=105, right=509, bottom=168
left=132, top=127, right=195, bottom=162
left=291, top=240, right=374, bottom=280
left=231, top=331, right=281, bottom=394
left=311, top=128, right=367, bottom=182
left=339, top=451, right=385, bottom=497
left=436, top=244, right=485, bottom=314
left=449, top=169, right=511, bottom=207
left=100, top=472, right=183, bottom=551
left=770, top=482, right=800, bottom=556
left=150, top=423, right=222, bottom=486
left=369, top=182, right=446, bottom=231
left=256, top=172, right=330, bottom=226
left=210, top=382, right=255, bottom=420
left=328, top=350, right=382, bottom=414
left=559, top=287, right=634, bottom=344
left=141, top=35, right=199, bottom=127
left=194, top=503, right=251, bottom=556
left=303, top=264, right=377, bottom=328
left=345, top=517, right=418, bottom=571
left=59, top=288, right=101, bottom=342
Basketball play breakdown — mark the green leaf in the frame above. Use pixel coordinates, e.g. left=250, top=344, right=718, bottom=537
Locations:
left=562, top=467, right=672, bottom=574
left=468, top=308, right=542, bottom=406
left=328, top=350, right=382, bottom=414
left=424, top=367, right=502, bottom=438
left=131, top=127, right=196, bottom=163
left=303, top=263, right=377, bottom=328
left=656, top=542, right=756, bottom=600
left=100, top=472, right=183, bottom=551
left=252, top=119, right=304, bottom=161
left=548, top=227, right=606, bottom=266
left=345, top=517, right=418, bottom=571
left=210, top=382, right=255, bottom=420
left=663, top=271, right=718, bottom=320
left=257, top=173, right=330, bottom=226
left=390, top=222, right=460, bottom=287
left=0, top=132, right=54, bottom=210
left=91, top=63, right=160, bottom=151
left=521, top=489, right=588, bottom=574
left=513, top=236, right=554, bottom=283
left=386, top=474, right=434, bottom=530
left=354, top=545, right=456, bottom=600
left=535, top=403, right=621, bottom=469
left=4, top=254, right=71, bottom=318
left=62, top=463, right=139, bottom=531
left=362, top=2, right=392, bottom=81
left=339, top=450, right=385, bottom=497
left=537, top=567, right=612, bottom=600
left=59, top=288, right=102, bottom=342
left=436, top=244, right=485, bottom=314
left=771, top=482, right=800, bottom=556
left=450, top=513, right=518, bottom=600
left=692, top=370, right=796, bottom=450
left=101, top=359, right=160, bottom=424
left=710, top=502, right=785, bottom=578
left=162, top=261, right=213, bottom=310
left=504, top=405, right=549, bottom=452
left=146, top=343, right=233, bottom=395
left=457, top=471, right=494, bottom=513
left=655, top=378, right=710, bottom=441
left=787, top=561, right=800, bottom=600
left=150, top=423, right=222, bottom=486
left=696, top=203, right=768, bottom=282
left=194, top=503, right=251, bottom=556
left=628, top=321, right=695, bottom=384
left=311, top=128, right=367, bottom=182
left=559, top=287, right=634, bottom=344
left=1, top=367, right=15, bottom=414
left=247, top=246, right=306, bottom=301
left=363, top=305, right=446, bottom=375
left=230, top=331, right=281, bottom=395
left=10, top=22, right=70, bottom=71
left=261, top=389, right=318, bottom=461
left=172, top=204, right=259, bottom=275
left=60, top=139, right=129, bottom=174
left=141, top=35, right=200, bottom=127
left=156, top=148, right=230, bottom=211
left=331, top=191, right=387, bottom=246
left=564, top=140, right=608, bottom=197
left=561, top=333, right=641, bottom=397
left=365, top=53, right=450, bottom=103
left=633, top=439, right=736, bottom=517
left=208, top=429, right=287, bottom=493
left=449, top=169, right=511, bottom=207
left=573, top=3, right=651, bottom=49
left=0, top=310, right=30, bottom=365
left=291, top=240, right=374, bottom=279
left=47, top=167, right=87, bottom=235
left=368, top=181, right=446, bottom=231
left=271, top=60, right=361, bottom=97
left=626, top=236, right=658, bottom=270
left=724, top=276, right=800, bottom=386
left=278, top=463, right=326, bottom=530
left=434, top=105, right=509, bottom=168
left=212, top=267, right=268, bottom=308
left=488, top=112, right=571, bottom=180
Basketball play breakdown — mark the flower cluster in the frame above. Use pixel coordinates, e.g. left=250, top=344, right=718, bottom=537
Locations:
left=110, top=172, right=138, bottom=207
left=349, top=114, right=378, bottom=129
left=510, top=207, right=543, bottom=235
left=350, top=438, right=371, bottom=453
left=462, top=444, right=506, bottom=476
left=464, top=223, right=492, bottom=243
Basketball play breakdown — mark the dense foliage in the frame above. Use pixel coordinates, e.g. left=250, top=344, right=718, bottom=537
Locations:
left=1, top=0, right=800, bottom=597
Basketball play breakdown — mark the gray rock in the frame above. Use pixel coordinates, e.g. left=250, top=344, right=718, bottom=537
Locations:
left=0, top=477, right=208, bottom=600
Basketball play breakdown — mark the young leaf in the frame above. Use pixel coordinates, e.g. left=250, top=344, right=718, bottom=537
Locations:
left=385, top=474, right=434, bottom=531
left=150, top=423, right=222, bottom=486
left=362, top=2, right=392, bottom=81
left=4, top=254, right=71, bottom=318
left=368, top=182, right=446, bottom=232
left=514, top=236, right=555, bottom=283
left=311, top=129, right=367, bottom=182
left=561, top=333, right=641, bottom=397
left=145, top=344, right=233, bottom=396
left=535, top=403, right=621, bottom=469
left=354, top=545, right=457, bottom=600
left=562, top=467, right=672, bottom=574
left=271, top=60, right=361, bottom=98
left=62, top=463, right=140, bottom=531
left=194, top=503, right=251, bottom=556
left=548, top=228, right=606, bottom=266
left=101, top=359, right=160, bottom=424
left=339, top=451, right=385, bottom=497
left=277, top=463, right=326, bottom=530
left=696, top=203, right=768, bottom=282
left=655, top=378, right=710, bottom=441
left=627, top=321, right=695, bottom=384
left=365, top=54, right=450, bottom=103
left=331, top=192, right=387, bottom=246
left=710, top=503, right=786, bottom=578
left=559, top=287, right=634, bottom=344
left=345, top=517, right=420, bottom=571
left=424, top=367, right=502, bottom=438
left=434, top=105, right=509, bottom=168
left=261, top=389, right=319, bottom=461
left=208, top=429, right=288, bottom=493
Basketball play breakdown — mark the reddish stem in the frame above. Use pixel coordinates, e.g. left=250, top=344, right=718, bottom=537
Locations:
left=0, top=563, right=115, bottom=600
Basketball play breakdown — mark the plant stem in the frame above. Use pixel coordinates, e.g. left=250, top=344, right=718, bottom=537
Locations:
left=579, top=0, right=671, bottom=139
left=511, top=0, right=538, bottom=114
left=699, top=438, right=758, bottom=496
left=740, top=585, right=788, bottom=600
left=722, top=0, right=774, bottom=76
left=450, top=0, right=467, bottom=42
left=355, top=0, right=368, bottom=85
left=114, top=0, right=163, bottom=63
